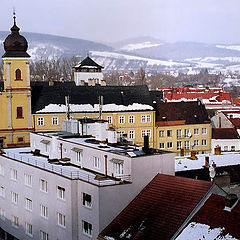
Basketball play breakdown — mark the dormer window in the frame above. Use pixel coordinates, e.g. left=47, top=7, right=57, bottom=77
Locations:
left=15, top=69, right=22, bottom=80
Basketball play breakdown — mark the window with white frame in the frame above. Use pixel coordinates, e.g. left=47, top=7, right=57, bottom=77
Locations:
left=76, top=151, right=83, bottom=162
left=128, top=130, right=135, bottom=139
left=25, top=198, right=32, bottom=211
left=167, top=130, right=173, bottom=137
left=202, top=128, right=207, bottom=134
left=224, top=146, right=228, bottom=151
left=40, top=230, right=48, bottom=240
left=0, top=186, right=5, bottom=198
left=119, top=131, right=125, bottom=137
left=57, top=186, right=65, bottom=200
left=107, top=116, right=112, bottom=124
left=24, top=174, right=32, bottom=187
left=159, top=130, right=164, bottom=137
left=0, top=208, right=5, bottom=221
left=82, top=220, right=92, bottom=237
left=185, top=141, right=190, bottom=149
left=184, top=129, right=191, bottom=138
left=114, top=162, right=123, bottom=175
left=37, top=117, right=44, bottom=126
left=52, top=117, right=59, bottom=126
left=129, top=115, right=135, bottom=124
left=40, top=179, right=48, bottom=193
left=82, top=193, right=92, bottom=208
left=231, top=146, right=236, bottom=151
left=12, top=215, right=19, bottom=228
left=202, top=139, right=207, bottom=146
left=11, top=192, right=18, bottom=204
left=159, top=143, right=164, bottom=149
left=0, top=164, right=4, bottom=176
left=177, top=141, right=182, bottom=150
left=40, top=204, right=48, bottom=219
left=194, top=140, right=199, bottom=146
left=57, top=212, right=66, bottom=228
left=146, top=115, right=151, bottom=123
left=194, top=128, right=199, bottom=135
left=141, top=129, right=151, bottom=138
left=93, top=156, right=100, bottom=169
left=167, top=142, right=173, bottom=149
left=25, top=222, right=33, bottom=237
left=10, top=169, right=17, bottom=181
left=141, top=115, right=151, bottom=123
left=177, top=129, right=182, bottom=138
left=119, top=116, right=125, bottom=124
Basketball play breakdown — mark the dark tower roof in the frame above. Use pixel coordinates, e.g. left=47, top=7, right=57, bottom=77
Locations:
left=2, top=13, right=30, bottom=58
left=74, top=56, right=103, bottom=70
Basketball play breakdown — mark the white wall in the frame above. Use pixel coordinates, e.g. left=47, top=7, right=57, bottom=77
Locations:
left=212, top=139, right=240, bottom=153
left=74, top=72, right=103, bottom=85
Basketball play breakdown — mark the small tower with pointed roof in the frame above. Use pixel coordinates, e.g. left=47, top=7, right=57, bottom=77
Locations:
left=73, top=56, right=105, bottom=86
left=0, top=13, right=32, bottom=147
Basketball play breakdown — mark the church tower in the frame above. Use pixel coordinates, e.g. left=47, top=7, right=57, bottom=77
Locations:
left=0, top=13, right=32, bottom=147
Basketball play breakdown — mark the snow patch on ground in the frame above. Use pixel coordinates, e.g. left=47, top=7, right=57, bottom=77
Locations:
left=216, top=45, right=240, bottom=52
left=36, top=103, right=154, bottom=113
left=120, top=41, right=162, bottom=51
left=176, top=222, right=238, bottom=240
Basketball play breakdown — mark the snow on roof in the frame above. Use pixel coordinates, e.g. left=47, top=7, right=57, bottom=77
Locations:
left=175, top=152, right=240, bottom=172
left=176, top=222, right=238, bottom=240
left=36, top=103, right=154, bottom=113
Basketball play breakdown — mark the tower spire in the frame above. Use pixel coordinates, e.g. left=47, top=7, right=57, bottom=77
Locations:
left=13, top=9, right=16, bottom=25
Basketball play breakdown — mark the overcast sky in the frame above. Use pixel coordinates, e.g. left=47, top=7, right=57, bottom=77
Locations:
left=1, top=0, right=240, bottom=44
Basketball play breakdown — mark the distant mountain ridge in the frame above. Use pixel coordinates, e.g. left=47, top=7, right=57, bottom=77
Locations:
left=1, top=32, right=240, bottom=72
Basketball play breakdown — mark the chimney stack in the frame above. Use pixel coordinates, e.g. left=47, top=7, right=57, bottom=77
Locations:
left=214, top=146, right=221, bottom=155
left=205, top=156, right=209, bottom=167
left=190, top=151, right=197, bottom=159
left=143, top=135, right=150, bottom=154
left=180, top=148, right=184, bottom=157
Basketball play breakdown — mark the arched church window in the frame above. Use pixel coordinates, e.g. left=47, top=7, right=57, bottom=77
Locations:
left=15, top=69, right=22, bottom=80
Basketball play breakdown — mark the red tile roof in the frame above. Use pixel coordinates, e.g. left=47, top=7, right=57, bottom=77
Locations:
left=233, top=98, right=240, bottom=106
left=99, top=174, right=212, bottom=240
left=212, top=128, right=240, bottom=139
left=190, top=194, right=240, bottom=239
left=230, top=118, right=240, bottom=129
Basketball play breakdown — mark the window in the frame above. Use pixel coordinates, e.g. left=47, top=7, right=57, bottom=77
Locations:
left=82, top=220, right=92, bottom=237
left=107, top=116, right=112, bottom=124
left=15, top=69, right=22, bottom=80
left=16, top=107, right=23, bottom=119
left=159, top=130, right=165, bottom=137
left=177, top=141, right=182, bottom=150
left=128, top=130, right=135, bottom=139
left=159, top=143, right=164, bottom=149
left=141, top=115, right=151, bottom=123
left=76, top=151, right=83, bottom=163
left=0, top=186, right=5, bottom=198
left=184, top=129, right=191, bottom=138
left=0, top=164, right=4, bottom=176
left=177, top=129, right=182, bottom=139
left=119, top=131, right=126, bottom=138
left=167, top=142, right=173, bottom=149
left=17, top=137, right=24, bottom=142
left=25, top=198, right=32, bottom=211
left=57, top=212, right=66, bottom=228
left=25, top=222, right=33, bottom=237
left=24, top=174, right=32, bottom=187
left=93, top=156, right=100, bottom=169
left=10, top=169, right=17, bottom=181
left=202, top=139, right=207, bottom=146
left=224, top=146, right=228, bottom=151
left=185, top=141, right=190, bottom=149
left=0, top=208, right=5, bottom=221
left=37, top=117, right=44, bottom=126
left=40, top=204, right=48, bottom=219
left=119, top=116, right=125, bottom=124
left=194, top=128, right=199, bottom=135
left=114, top=162, right=123, bottom=175
left=82, top=193, right=92, bottom=208
left=231, top=146, right=236, bottom=151
left=57, top=186, right=65, bottom=200
left=129, top=116, right=135, bottom=124
left=167, top=130, right=172, bottom=137
left=141, top=129, right=151, bottom=138
left=40, top=179, right=48, bottom=193
left=11, top=192, right=18, bottom=204
left=194, top=140, right=199, bottom=146
left=40, top=230, right=48, bottom=240
left=12, top=216, right=19, bottom=228
left=52, top=117, right=59, bottom=125
left=202, top=128, right=207, bottom=134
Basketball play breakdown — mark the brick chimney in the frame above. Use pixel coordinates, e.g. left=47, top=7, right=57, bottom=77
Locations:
left=180, top=148, right=184, bottom=157
left=190, top=151, right=196, bottom=159
left=205, top=156, right=209, bottom=167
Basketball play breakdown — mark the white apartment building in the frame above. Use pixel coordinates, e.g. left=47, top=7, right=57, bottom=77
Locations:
left=0, top=119, right=174, bottom=240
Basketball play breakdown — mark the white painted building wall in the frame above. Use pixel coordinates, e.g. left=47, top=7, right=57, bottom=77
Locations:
left=211, top=139, right=240, bottom=153
left=74, top=72, right=104, bottom=86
